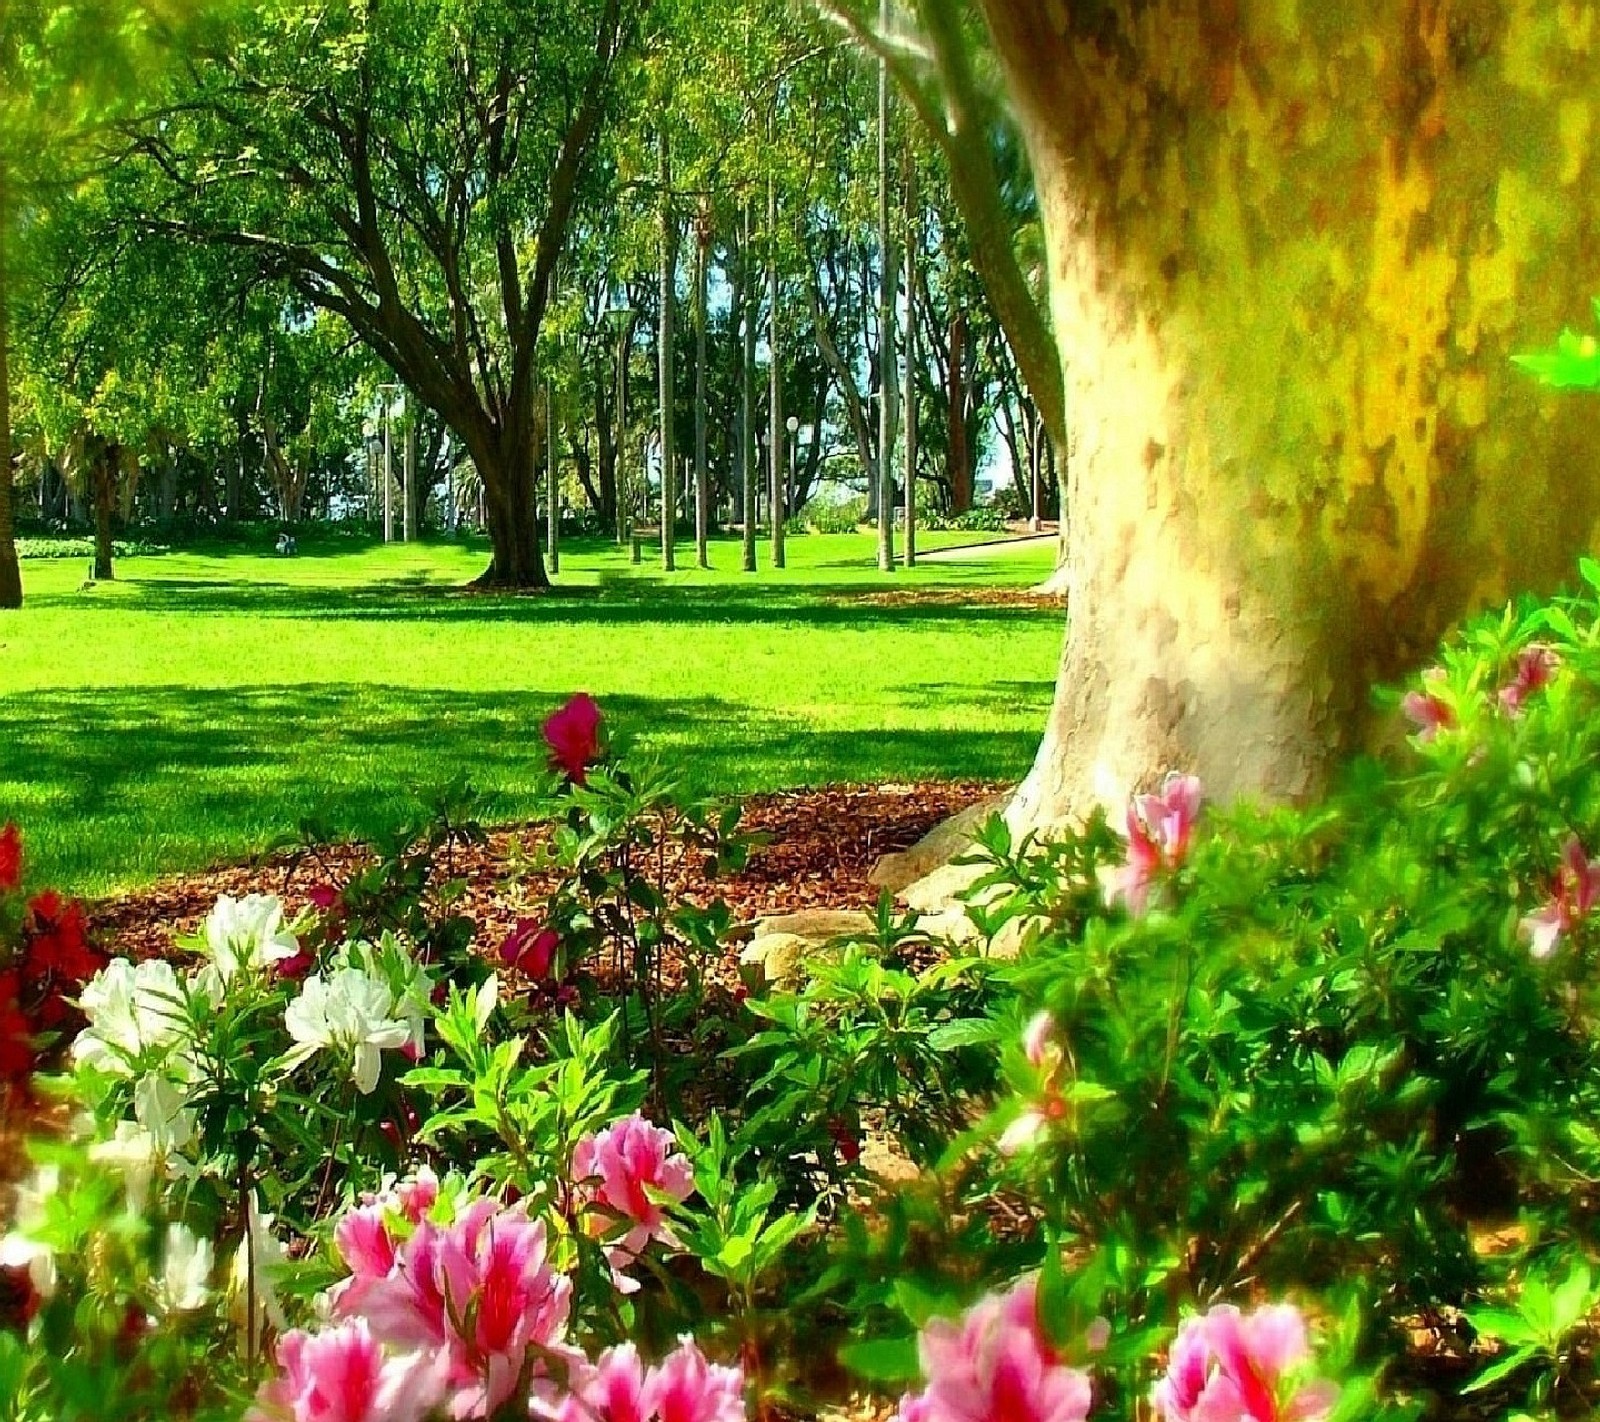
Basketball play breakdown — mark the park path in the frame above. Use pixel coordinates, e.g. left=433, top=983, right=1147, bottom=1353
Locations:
left=913, top=530, right=1057, bottom=562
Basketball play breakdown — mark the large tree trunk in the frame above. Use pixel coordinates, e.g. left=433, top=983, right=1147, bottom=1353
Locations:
left=0, top=158, right=22, bottom=610
left=474, top=436, right=548, bottom=589
left=971, top=0, right=1600, bottom=835
left=92, top=444, right=118, bottom=582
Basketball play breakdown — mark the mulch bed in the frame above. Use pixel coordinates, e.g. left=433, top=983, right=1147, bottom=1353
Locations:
left=89, top=781, right=1003, bottom=963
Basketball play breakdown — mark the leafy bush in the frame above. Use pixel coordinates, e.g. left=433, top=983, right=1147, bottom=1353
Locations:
left=799, top=495, right=867, bottom=534
left=15, top=536, right=170, bottom=560
left=919, top=506, right=1011, bottom=534
left=812, top=562, right=1600, bottom=1417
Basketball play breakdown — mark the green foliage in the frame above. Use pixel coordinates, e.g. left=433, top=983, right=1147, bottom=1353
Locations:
left=798, top=563, right=1600, bottom=1413
left=1514, top=298, right=1600, bottom=391
left=14, top=535, right=169, bottom=560
left=920, top=505, right=1012, bottom=534
left=799, top=494, right=867, bottom=534
left=1462, top=1258, right=1600, bottom=1408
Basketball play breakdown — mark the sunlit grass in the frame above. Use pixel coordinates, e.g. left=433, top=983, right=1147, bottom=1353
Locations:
left=0, top=529, right=1061, bottom=893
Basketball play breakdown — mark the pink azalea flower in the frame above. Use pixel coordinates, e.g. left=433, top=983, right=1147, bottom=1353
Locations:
left=544, top=694, right=604, bottom=784
left=355, top=1197, right=574, bottom=1418
left=646, top=1338, right=747, bottom=1422
left=543, top=1340, right=745, bottom=1422
left=1103, top=774, right=1204, bottom=916
left=572, top=1114, right=695, bottom=1288
left=997, top=1107, right=1050, bottom=1159
left=1499, top=645, right=1560, bottom=716
left=1520, top=835, right=1600, bottom=959
left=246, top=1319, right=447, bottom=1422
left=1022, top=1012, right=1055, bottom=1070
left=1151, top=1304, right=1337, bottom=1422
left=501, top=920, right=559, bottom=978
left=900, top=1275, right=1093, bottom=1422
left=1400, top=690, right=1455, bottom=742
left=550, top=1343, right=651, bottom=1422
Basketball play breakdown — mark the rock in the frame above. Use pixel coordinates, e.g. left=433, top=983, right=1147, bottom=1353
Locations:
left=738, top=909, right=876, bottom=990
left=868, top=791, right=1011, bottom=896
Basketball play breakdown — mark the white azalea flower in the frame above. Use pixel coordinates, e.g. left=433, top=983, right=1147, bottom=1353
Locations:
left=344, top=938, right=434, bottom=1060
left=89, top=1121, right=158, bottom=1212
left=133, top=1072, right=197, bottom=1156
left=154, top=1223, right=213, bottom=1315
left=74, top=959, right=189, bottom=1078
left=204, top=894, right=301, bottom=985
left=0, top=1166, right=60, bottom=1298
left=284, top=967, right=410, bottom=1093
left=229, top=1191, right=287, bottom=1339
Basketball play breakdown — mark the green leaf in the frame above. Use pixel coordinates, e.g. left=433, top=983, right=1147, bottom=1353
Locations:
left=1460, top=1346, right=1540, bottom=1394
left=838, top=1336, right=921, bottom=1385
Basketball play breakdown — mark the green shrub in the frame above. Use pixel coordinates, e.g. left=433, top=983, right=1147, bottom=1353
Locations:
left=920, top=506, right=1011, bottom=534
left=800, top=494, right=867, bottom=534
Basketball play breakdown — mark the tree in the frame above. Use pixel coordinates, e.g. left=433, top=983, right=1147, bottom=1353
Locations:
left=955, top=2, right=1600, bottom=833
left=127, top=0, right=639, bottom=589
left=0, top=0, right=211, bottom=606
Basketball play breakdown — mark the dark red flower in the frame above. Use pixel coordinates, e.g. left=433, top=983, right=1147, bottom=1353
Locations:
left=274, top=949, right=315, bottom=981
left=307, top=882, right=341, bottom=912
left=500, top=920, right=559, bottom=978
left=0, top=824, right=21, bottom=894
left=0, top=982, right=35, bottom=1084
left=828, top=1118, right=862, bottom=1165
left=24, top=893, right=100, bottom=986
left=542, top=693, right=603, bottom=784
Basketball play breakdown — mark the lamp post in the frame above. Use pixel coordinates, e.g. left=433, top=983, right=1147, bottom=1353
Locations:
left=785, top=416, right=800, bottom=522
left=607, top=301, right=634, bottom=545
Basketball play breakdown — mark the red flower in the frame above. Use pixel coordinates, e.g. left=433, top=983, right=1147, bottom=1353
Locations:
left=274, top=949, right=315, bottom=981
left=24, top=892, right=100, bottom=986
left=500, top=920, right=558, bottom=978
left=0, top=976, right=35, bottom=1084
left=829, top=1118, right=862, bottom=1165
left=0, top=824, right=20, bottom=894
left=542, top=693, right=603, bottom=784
left=307, top=882, right=341, bottom=912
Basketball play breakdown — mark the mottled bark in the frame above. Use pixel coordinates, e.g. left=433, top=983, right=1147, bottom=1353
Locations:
left=975, top=0, right=1600, bottom=827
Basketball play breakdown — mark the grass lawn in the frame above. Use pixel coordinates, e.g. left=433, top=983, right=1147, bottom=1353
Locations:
left=0, top=528, right=1062, bottom=894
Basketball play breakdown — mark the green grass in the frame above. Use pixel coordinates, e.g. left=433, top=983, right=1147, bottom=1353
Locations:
left=0, top=529, right=1062, bottom=894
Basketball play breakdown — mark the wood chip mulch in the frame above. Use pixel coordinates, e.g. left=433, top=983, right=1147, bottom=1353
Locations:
left=90, top=781, right=1004, bottom=963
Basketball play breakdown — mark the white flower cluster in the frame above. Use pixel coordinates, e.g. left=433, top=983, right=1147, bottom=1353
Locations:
left=71, top=895, right=435, bottom=1166
left=0, top=893, right=437, bottom=1319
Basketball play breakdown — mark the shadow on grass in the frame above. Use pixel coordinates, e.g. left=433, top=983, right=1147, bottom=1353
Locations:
left=38, top=573, right=1063, bottom=632
left=3, top=683, right=1040, bottom=892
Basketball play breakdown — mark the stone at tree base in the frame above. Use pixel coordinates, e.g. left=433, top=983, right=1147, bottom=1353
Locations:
left=738, top=909, right=877, bottom=990
left=868, top=790, right=1010, bottom=895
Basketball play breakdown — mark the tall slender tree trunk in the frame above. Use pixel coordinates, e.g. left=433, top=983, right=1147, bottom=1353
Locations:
left=903, top=153, right=919, bottom=569
left=947, top=306, right=972, bottom=512
left=694, top=203, right=711, bottom=569
left=972, top=0, right=1600, bottom=834
left=0, top=157, right=19, bottom=610
left=876, top=0, right=897, bottom=574
left=659, top=132, right=677, bottom=572
left=741, top=202, right=758, bottom=574
left=767, top=158, right=786, bottom=569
